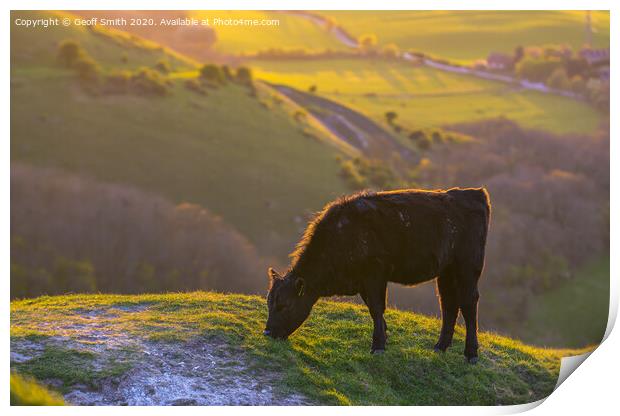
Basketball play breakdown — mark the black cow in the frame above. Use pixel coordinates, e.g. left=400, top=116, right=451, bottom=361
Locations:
left=265, top=188, right=491, bottom=363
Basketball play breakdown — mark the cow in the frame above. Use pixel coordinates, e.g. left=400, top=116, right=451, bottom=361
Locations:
left=264, top=188, right=491, bottom=364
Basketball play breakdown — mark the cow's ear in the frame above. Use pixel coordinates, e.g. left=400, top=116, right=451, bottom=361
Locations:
left=268, top=267, right=282, bottom=281
left=295, top=278, right=305, bottom=297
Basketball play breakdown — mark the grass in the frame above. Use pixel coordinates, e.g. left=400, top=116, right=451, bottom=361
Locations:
left=252, top=58, right=603, bottom=134
left=320, top=11, right=610, bottom=64
left=10, top=373, right=65, bottom=406
left=11, top=11, right=195, bottom=71
left=521, top=258, right=609, bottom=348
left=11, top=11, right=349, bottom=260
left=188, top=11, right=347, bottom=55
left=11, top=292, right=588, bottom=405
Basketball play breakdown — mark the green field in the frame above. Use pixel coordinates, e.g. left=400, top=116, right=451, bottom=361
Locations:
left=522, top=258, right=609, bottom=348
left=11, top=11, right=196, bottom=70
left=189, top=11, right=346, bottom=55
left=253, top=58, right=603, bottom=134
left=11, top=292, right=587, bottom=405
left=11, top=11, right=349, bottom=260
left=320, top=11, right=610, bottom=64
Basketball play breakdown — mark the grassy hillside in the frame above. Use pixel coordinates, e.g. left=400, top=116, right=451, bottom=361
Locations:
left=11, top=11, right=196, bottom=70
left=11, top=292, right=587, bottom=405
left=320, top=11, right=610, bottom=64
left=189, top=11, right=346, bottom=55
left=11, top=11, right=349, bottom=259
left=253, top=58, right=603, bottom=134
left=522, top=258, right=609, bottom=348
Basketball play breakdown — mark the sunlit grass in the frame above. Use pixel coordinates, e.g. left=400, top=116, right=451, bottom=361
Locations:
left=253, top=58, right=603, bottom=134
left=320, top=10, right=610, bottom=64
left=189, top=11, right=346, bottom=55
left=12, top=292, right=589, bottom=405
left=10, top=373, right=65, bottom=406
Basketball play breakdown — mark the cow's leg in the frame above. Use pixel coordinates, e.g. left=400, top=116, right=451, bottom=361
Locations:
left=361, top=279, right=388, bottom=354
left=434, top=272, right=458, bottom=352
left=458, top=270, right=481, bottom=364
left=360, top=289, right=388, bottom=341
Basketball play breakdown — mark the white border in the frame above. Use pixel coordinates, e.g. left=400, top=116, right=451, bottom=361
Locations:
left=3, top=1, right=617, bottom=415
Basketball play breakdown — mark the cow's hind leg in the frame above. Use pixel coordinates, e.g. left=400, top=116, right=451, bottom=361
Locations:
left=361, top=279, right=388, bottom=354
left=434, top=272, right=458, bottom=353
left=458, top=270, right=481, bottom=364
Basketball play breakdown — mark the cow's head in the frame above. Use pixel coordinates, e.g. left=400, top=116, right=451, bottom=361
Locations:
left=264, top=268, right=314, bottom=339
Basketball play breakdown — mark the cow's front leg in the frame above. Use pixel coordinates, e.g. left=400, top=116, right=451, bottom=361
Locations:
left=362, top=278, right=388, bottom=354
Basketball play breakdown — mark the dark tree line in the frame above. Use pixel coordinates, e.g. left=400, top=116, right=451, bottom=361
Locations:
left=408, top=118, right=609, bottom=327
left=11, top=164, right=270, bottom=299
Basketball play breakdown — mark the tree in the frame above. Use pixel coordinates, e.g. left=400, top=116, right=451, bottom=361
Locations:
left=358, top=33, right=377, bottom=54
left=546, top=68, right=570, bottom=90
left=200, top=64, right=225, bottom=84
left=570, top=76, right=587, bottom=95
left=385, top=111, right=398, bottom=125
left=513, top=45, right=524, bottom=65
left=73, top=56, right=101, bottom=85
left=382, top=43, right=400, bottom=59
left=57, top=40, right=84, bottom=68
left=154, top=59, right=171, bottom=74
left=235, top=66, right=253, bottom=85
left=515, top=57, right=563, bottom=83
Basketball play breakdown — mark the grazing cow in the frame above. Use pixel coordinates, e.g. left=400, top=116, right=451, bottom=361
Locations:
left=264, top=188, right=491, bottom=364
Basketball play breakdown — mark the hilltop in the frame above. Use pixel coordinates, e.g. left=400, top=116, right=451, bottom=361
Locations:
left=11, top=292, right=586, bottom=405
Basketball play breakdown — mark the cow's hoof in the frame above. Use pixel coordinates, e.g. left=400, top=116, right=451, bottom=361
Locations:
left=433, top=342, right=449, bottom=352
left=466, top=356, right=479, bottom=365
left=371, top=349, right=385, bottom=355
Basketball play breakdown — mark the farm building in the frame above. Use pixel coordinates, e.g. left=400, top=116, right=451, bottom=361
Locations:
left=486, top=52, right=513, bottom=70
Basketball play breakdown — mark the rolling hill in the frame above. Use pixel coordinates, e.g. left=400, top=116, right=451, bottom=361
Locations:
left=11, top=10, right=350, bottom=260
left=252, top=58, right=603, bottom=134
left=319, top=11, right=610, bottom=64
left=10, top=292, right=587, bottom=405
left=189, top=11, right=347, bottom=55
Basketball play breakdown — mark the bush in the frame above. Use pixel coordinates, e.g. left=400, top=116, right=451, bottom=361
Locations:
left=546, top=68, right=570, bottom=90
left=339, top=157, right=398, bottom=190
left=200, top=64, right=225, bottom=85
left=73, top=56, right=101, bottom=85
left=154, top=59, right=171, bottom=74
left=358, top=33, right=377, bottom=53
left=222, top=65, right=234, bottom=81
left=570, top=76, right=587, bottom=95
left=57, top=40, right=84, bottom=68
left=385, top=111, right=398, bottom=125
left=382, top=43, right=400, bottom=59
left=516, top=57, right=563, bottom=83
left=417, top=135, right=432, bottom=150
left=52, top=257, right=97, bottom=294
left=103, top=70, right=131, bottom=94
left=129, top=67, right=169, bottom=96
left=184, top=78, right=207, bottom=95
left=236, top=66, right=253, bottom=85
left=408, top=130, right=426, bottom=142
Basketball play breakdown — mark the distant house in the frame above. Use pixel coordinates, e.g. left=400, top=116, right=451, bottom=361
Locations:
left=579, top=48, right=610, bottom=65
left=486, top=52, right=513, bottom=70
